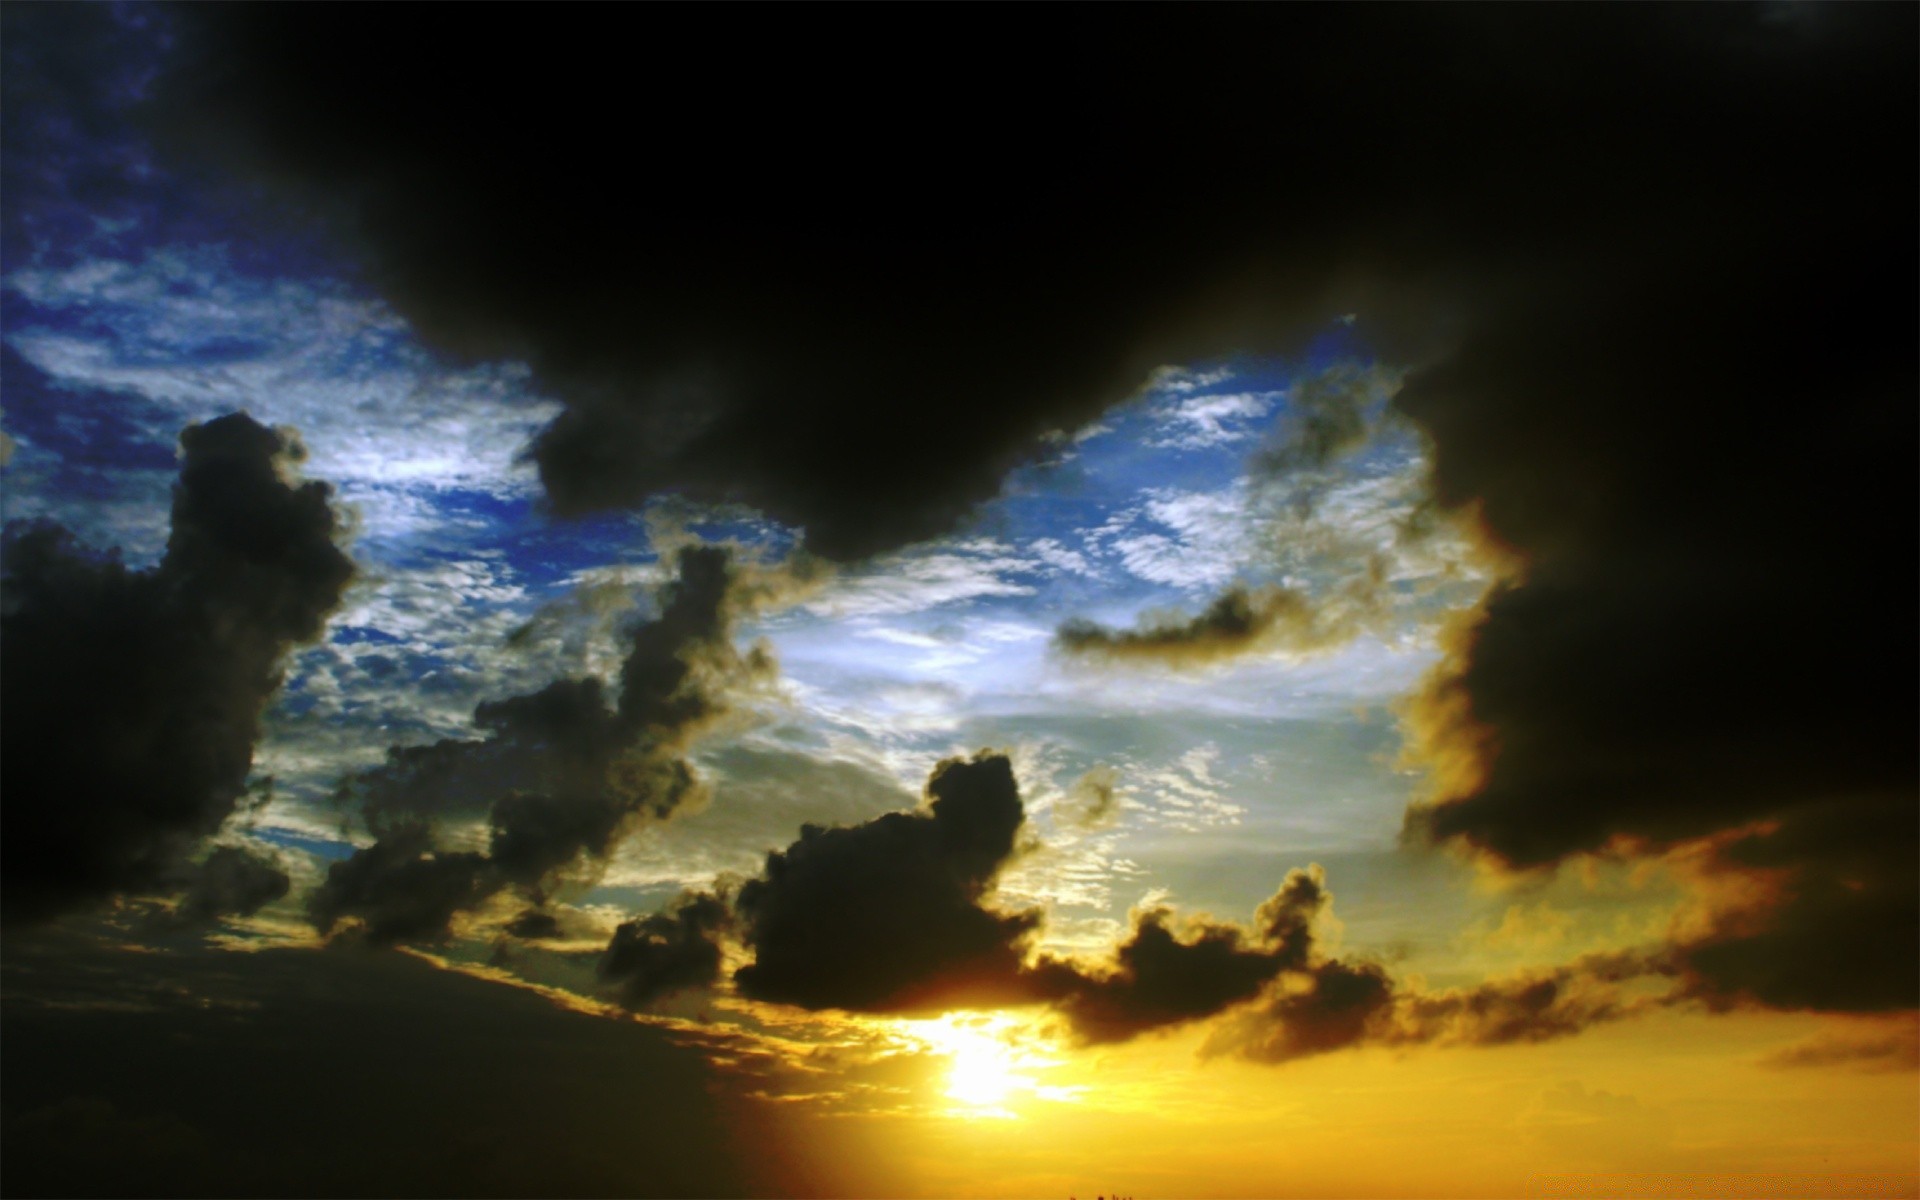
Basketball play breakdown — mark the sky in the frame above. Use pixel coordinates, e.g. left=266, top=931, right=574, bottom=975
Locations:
left=1, top=6, right=1915, bottom=1198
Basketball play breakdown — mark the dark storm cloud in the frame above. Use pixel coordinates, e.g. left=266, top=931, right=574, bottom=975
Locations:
left=161, top=6, right=1915, bottom=1012
left=1671, top=802, right=1919, bottom=1014
left=1397, top=264, right=1918, bottom=1011
left=308, top=822, right=494, bottom=946
left=170, top=846, right=292, bottom=925
left=0, top=925, right=769, bottom=1198
left=156, top=8, right=1903, bottom=561
left=312, top=546, right=775, bottom=943
left=599, top=890, right=733, bottom=1010
left=732, top=753, right=1041, bottom=1013
left=2, top=413, right=353, bottom=924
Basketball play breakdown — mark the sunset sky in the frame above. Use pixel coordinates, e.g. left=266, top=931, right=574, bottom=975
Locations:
left=3, top=6, right=1915, bottom=1198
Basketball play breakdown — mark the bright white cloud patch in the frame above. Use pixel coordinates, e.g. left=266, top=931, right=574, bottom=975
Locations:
left=1094, top=485, right=1256, bottom=590
left=1146, top=389, right=1279, bottom=450
left=5, top=247, right=560, bottom=551
left=802, top=540, right=1040, bottom=618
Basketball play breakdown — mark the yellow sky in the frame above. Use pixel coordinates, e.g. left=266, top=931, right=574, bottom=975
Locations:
left=752, top=1006, right=1917, bottom=1199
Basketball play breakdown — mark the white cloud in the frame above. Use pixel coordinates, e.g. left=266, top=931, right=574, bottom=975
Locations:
left=1145, top=389, right=1279, bottom=450
left=1094, top=485, right=1255, bottom=590
left=1027, top=537, right=1099, bottom=578
left=1144, top=364, right=1235, bottom=395
left=802, top=543, right=1038, bottom=618
left=4, top=248, right=560, bottom=549
left=1124, top=742, right=1248, bottom=832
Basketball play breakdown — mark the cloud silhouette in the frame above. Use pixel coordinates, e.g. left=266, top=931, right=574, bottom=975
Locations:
left=161, top=8, right=1909, bottom=567
left=733, top=753, right=1040, bottom=1013
left=2, top=413, right=353, bottom=923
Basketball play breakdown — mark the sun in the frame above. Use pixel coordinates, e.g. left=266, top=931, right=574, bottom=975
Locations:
left=895, top=1012, right=1071, bottom=1117
left=944, top=1025, right=1021, bottom=1107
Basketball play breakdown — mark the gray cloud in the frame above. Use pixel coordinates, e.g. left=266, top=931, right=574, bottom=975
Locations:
left=1056, top=572, right=1390, bottom=669
left=1029, top=866, right=1330, bottom=1044
left=171, top=845, right=293, bottom=926
left=732, top=753, right=1041, bottom=1013
left=0, top=923, right=776, bottom=1198
left=598, top=890, right=734, bottom=1010
left=312, top=546, right=782, bottom=943
left=2, top=413, right=353, bottom=924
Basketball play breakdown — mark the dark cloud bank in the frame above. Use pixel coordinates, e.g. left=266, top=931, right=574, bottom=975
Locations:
left=2, top=412, right=353, bottom=924
left=160, top=9, right=1906, bottom=552
left=152, top=2, right=1914, bottom=1025
left=0, top=927, right=791, bottom=1199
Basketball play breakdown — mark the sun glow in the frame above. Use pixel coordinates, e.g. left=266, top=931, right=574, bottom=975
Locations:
left=895, top=1012, right=1078, bottom=1118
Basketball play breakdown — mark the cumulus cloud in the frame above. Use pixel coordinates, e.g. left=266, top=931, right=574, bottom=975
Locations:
left=311, top=545, right=787, bottom=943
left=733, top=753, right=1041, bottom=1013
left=171, top=845, right=293, bottom=925
left=598, top=889, right=734, bottom=1009
left=600, top=753, right=1680, bottom=1058
left=1029, top=866, right=1328, bottom=1044
left=1, top=413, right=353, bottom=923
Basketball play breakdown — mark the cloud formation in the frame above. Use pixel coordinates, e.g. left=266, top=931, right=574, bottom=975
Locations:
left=1056, top=571, right=1388, bottom=669
left=600, top=753, right=1680, bottom=1061
left=160, top=9, right=1907, bottom=565
left=1396, top=269, right=1918, bottom=1012
left=149, top=0, right=1915, bottom=1037
left=733, top=753, right=1040, bottom=1013
left=171, top=845, right=293, bottom=925
left=2, top=413, right=353, bottom=923
left=599, top=889, right=734, bottom=1010
left=312, top=545, right=780, bottom=943
left=1202, top=914, right=1671, bottom=1064
left=0, top=925, right=767, bottom=1198
left=1030, top=866, right=1327, bottom=1044
left=1057, top=362, right=1450, bottom=671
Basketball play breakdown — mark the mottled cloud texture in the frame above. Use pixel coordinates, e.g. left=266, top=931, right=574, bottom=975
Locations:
left=312, top=545, right=785, bottom=943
